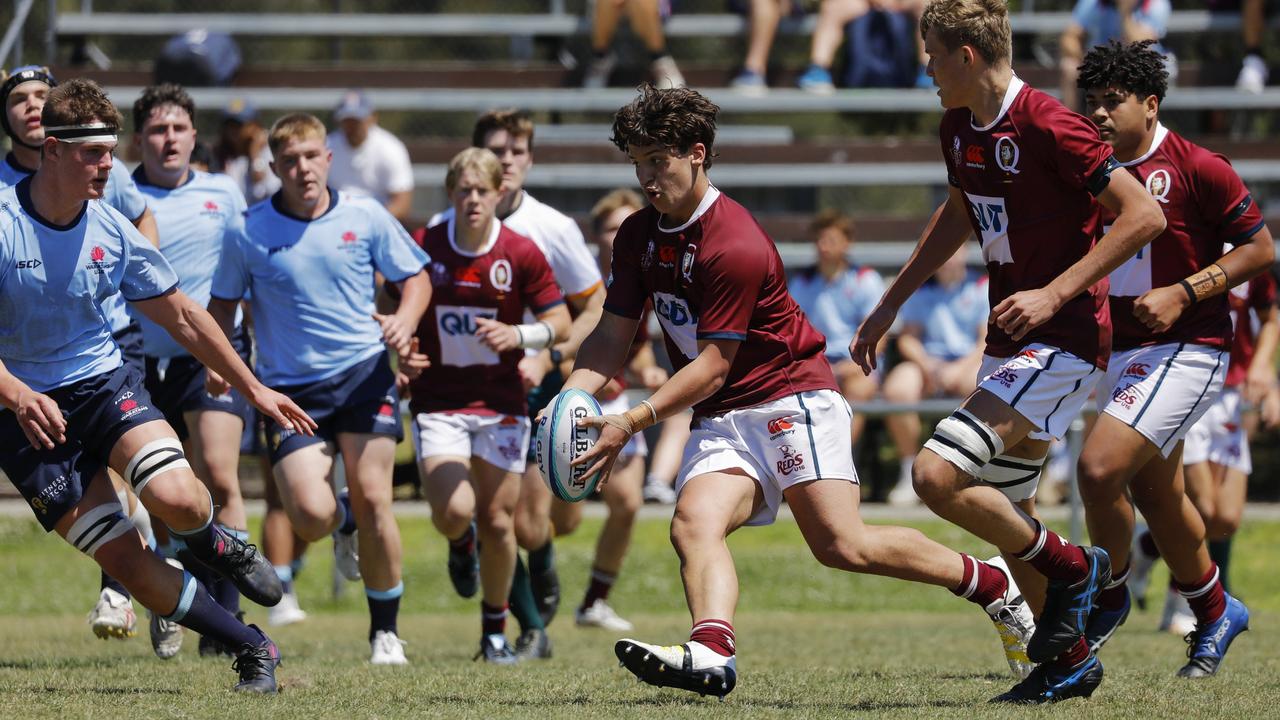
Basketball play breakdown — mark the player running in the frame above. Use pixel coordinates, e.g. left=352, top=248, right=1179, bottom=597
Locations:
left=1073, top=40, right=1270, bottom=677
left=209, top=112, right=430, bottom=665
left=851, top=0, right=1167, bottom=703
left=562, top=84, right=1036, bottom=700
left=0, top=78, right=311, bottom=693
left=404, top=148, right=569, bottom=662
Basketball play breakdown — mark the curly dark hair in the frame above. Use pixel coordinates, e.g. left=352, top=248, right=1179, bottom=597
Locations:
left=610, top=84, right=719, bottom=170
left=1077, top=39, right=1168, bottom=102
left=132, top=83, right=196, bottom=132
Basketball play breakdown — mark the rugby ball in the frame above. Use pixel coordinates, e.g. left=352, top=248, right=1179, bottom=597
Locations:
left=535, top=388, right=604, bottom=502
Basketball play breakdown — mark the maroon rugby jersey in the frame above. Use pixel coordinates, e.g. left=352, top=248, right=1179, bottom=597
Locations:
left=408, top=221, right=564, bottom=416
left=1224, top=273, right=1277, bottom=388
left=604, top=188, right=836, bottom=417
left=940, top=77, right=1115, bottom=367
left=1103, top=125, right=1267, bottom=352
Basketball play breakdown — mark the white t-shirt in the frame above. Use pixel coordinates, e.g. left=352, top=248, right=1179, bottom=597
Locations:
left=430, top=190, right=602, bottom=300
left=327, top=125, right=414, bottom=205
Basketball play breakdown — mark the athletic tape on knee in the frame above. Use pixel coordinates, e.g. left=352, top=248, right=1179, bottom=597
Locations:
left=978, top=453, right=1046, bottom=501
left=923, top=409, right=1004, bottom=477
left=124, top=437, right=190, bottom=494
left=164, top=570, right=198, bottom=623
left=115, top=484, right=155, bottom=548
left=67, top=502, right=133, bottom=556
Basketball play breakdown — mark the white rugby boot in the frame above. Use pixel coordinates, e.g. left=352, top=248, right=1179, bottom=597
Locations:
left=982, top=556, right=1036, bottom=679
left=268, top=591, right=308, bottom=627
left=369, top=629, right=408, bottom=665
left=1128, top=527, right=1157, bottom=611
left=576, top=599, right=634, bottom=631
left=89, top=587, right=137, bottom=640
left=1160, top=587, right=1196, bottom=636
left=615, top=639, right=737, bottom=698
left=333, top=530, right=361, bottom=581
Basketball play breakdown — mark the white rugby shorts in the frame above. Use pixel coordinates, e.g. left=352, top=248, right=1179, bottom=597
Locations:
left=1097, top=343, right=1227, bottom=459
left=676, top=389, right=859, bottom=527
left=1183, top=387, right=1251, bottom=474
left=599, top=393, right=648, bottom=458
left=411, top=411, right=531, bottom=474
left=977, top=344, right=1101, bottom=441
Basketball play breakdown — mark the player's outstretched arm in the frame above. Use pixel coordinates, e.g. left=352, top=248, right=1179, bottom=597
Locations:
left=559, top=285, right=606, bottom=364
left=373, top=269, right=431, bottom=357
left=134, top=289, right=317, bottom=436
left=850, top=189, right=971, bottom=373
left=0, top=359, right=66, bottom=450
left=994, top=169, right=1165, bottom=341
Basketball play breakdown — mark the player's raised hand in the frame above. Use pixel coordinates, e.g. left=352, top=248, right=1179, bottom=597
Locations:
left=398, top=337, right=431, bottom=381
left=849, top=304, right=896, bottom=374
left=1133, top=284, right=1191, bottom=333
left=205, top=368, right=232, bottom=398
left=475, top=316, right=519, bottom=353
left=570, top=413, right=634, bottom=488
left=16, top=389, right=66, bottom=450
left=372, top=312, right=414, bottom=356
left=248, top=387, right=318, bottom=437
left=992, top=288, right=1061, bottom=341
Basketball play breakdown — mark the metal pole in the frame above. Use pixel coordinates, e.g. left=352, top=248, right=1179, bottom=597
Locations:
left=45, top=0, right=57, bottom=66
left=1066, top=416, right=1086, bottom=544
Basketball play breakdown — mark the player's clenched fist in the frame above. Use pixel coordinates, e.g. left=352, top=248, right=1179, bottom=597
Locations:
left=1132, top=284, right=1190, bottom=333
left=991, top=288, right=1062, bottom=341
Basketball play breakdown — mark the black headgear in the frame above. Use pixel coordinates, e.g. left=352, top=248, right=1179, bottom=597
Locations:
left=1, top=65, right=57, bottom=149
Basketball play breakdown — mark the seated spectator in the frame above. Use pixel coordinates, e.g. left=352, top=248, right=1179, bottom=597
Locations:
left=1059, top=0, right=1173, bottom=111
left=881, top=247, right=987, bottom=506
left=327, top=90, right=414, bottom=222
left=583, top=0, right=685, bottom=89
left=212, top=98, right=279, bottom=205
left=789, top=210, right=884, bottom=444
left=797, top=0, right=927, bottom=93
left=729, top=0, right=810, bottom=93
left=1236, top=0, right=1269, bottom=93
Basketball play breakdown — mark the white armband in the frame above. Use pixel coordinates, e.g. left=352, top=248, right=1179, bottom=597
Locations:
left=514, top=321, right=555, bottom=349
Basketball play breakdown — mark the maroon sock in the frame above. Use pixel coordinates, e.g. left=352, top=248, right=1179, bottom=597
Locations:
left=450, top=524, right=476, bottom=555
left=951, top=555, right=1009, bottom=608
left=1015, top=519, right=1088, bottom=585
left=1176, top=565, right=1226, bottom=626
left=690, top=619, right=735, bottom=657
left=580, top=567, right=616, bottom=611
left=1138, top=530, right=1160, bottom=559
left=1051, top=636, right=1092, bottom=669
left=481, top=601, right=507, bottom=636
left=1097, top=564, right=1130, bottom=611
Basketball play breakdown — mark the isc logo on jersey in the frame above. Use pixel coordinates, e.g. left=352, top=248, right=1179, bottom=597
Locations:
left=536, top=388, right=604, bottom=503
left=963, top=192, right=1013, bottom=265
left=436, top=305, right=499, bottom=367
left=654, top=291, right=699, bottom=360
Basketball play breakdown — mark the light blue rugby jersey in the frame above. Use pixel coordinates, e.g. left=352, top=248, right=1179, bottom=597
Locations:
left=0, top=178, right=178, bottom=392
left=789, top=264, right=885, bottom=359
left=132, top=169, right=246, bottom=358
left=0, top=155, right=151, bottom=335
left=898, top=272, right=989, bottom=361
left=211, top=189, right=429, bottom=387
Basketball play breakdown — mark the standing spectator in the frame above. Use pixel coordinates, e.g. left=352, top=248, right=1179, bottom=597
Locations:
left=788, top=210, right=884, bottom=444
left=1236, top=0, right=1269, bottom=93
left=213, top=98, right=279, bottom=206
left=1058, top=0, right=1172, bottom=112
left=881, top=247, right=987, bottom=506
left=327, top=90, right=415, bottom=223
left=583, top=0, right=685, bottom=89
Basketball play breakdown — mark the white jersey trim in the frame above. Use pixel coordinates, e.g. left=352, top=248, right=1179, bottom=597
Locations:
left=447, top=217, right=501, bottom=257
left=1118, top=122, right=1171, bottom=168
left=970, top=75, right=1026, bottom=133
left=658, top=186, right=722, bottom=234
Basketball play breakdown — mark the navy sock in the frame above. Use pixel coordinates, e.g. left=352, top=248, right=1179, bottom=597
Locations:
left=508, top=556, right=545, bottom=631
left=213, top=525, right=247, bottom=614
left=101, top=570, right=130, bottom=599
left=1208, top=538, right=1233, bottom=595
left=528, top=541, right=554, bottom=576
left=165, top=570, right=262, bottom=649
left=338, top=492, right=357, bottom=535
left=367, top=582, right=403, bottom=640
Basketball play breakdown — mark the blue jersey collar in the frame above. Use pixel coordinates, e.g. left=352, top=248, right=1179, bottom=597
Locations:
left=4, top=152, right=36, bottom=176
left=271, top=186, right=339, bottom=222
left=133, top=164, right=197, bottom=189
left=16, top=175, right=88, bottom=231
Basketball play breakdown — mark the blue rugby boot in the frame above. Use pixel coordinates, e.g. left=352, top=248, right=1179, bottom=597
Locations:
left=1085, top=587, right=1131, bottom=653
left=1028, top=546, right=1111, bottom=663
left=1177, top=593, right=1250, bottom=678
left=232, top=626, right=280, bottom=694
left=990, top=653, right=1103, bottom=704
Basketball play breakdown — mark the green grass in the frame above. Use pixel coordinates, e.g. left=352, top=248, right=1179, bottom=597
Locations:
left=3, top=511, right=1279, bottom=718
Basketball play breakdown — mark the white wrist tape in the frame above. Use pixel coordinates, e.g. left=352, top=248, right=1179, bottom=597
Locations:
left=514, top=321, right=555, bottom=349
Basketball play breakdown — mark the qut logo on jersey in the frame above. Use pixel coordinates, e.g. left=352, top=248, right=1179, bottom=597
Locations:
left=655, top=295, right=695, bottom=326
left=440, top=310, right=496, bottom=336
left=963, top=192, right=1014, bottom=265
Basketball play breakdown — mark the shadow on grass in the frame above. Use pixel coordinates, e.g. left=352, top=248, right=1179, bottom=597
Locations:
left=0, top=658, right=118, bottom=672
left=16, top=686, right=182, bottom=696
left=416, top=692, right=972, bottom=711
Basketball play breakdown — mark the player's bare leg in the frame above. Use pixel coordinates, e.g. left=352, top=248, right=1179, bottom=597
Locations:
left=338, top=432, right=406, bottom=664
left=1001, top=496, right=1047, bottom=616
left=272, top=444, right=341, bottom=542
left=550, top=494, right=583, bottom=538
left=577, top=452, right=644, bottom=631
left=834, top=359, right=877, bottom=445
left=90, top=470, right=155, bottom=641
left=262, top=458, right=309, bottom=627
left=512, top=463, right=560, bottom=627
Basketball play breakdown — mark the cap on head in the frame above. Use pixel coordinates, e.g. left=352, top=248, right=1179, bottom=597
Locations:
left=333, top=90, right=373, bottom=121
left=0, top=65, right=57, bottom=144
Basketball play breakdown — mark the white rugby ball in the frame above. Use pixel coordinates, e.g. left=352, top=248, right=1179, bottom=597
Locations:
left=535, top=388, right=604, bottom=503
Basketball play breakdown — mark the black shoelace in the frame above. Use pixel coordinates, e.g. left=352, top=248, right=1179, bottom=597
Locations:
left=233, top=645, right=274, bottom=681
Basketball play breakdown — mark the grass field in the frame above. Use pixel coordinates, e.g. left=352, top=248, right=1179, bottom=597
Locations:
left=2, top=509, right=1278, bottom=718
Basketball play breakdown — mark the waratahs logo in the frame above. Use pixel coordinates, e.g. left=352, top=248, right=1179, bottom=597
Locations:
left=85, top=245, right=110, bottom=274
left=767, top=415, right=795, bottom=440
left=202, top=200, right=221, bottom=216
left=91, top=246, right=105, bottom=261
left=340, top=230, right=360, bottom=250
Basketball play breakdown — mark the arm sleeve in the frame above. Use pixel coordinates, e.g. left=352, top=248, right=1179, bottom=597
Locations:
left=518, top=241, right=566, bottom=314
left=938, top=115, right=962, bottom=189
left=117, top=217, right=178, bottom=301
left=548, top=219, right=604, bottom=299
left=210, top=226, right=250, bottom=301
left=601, top=216, right=646, bottom=320
left=1192, top=151, right=1267, bottom=247
left=370, top=205, right=429, bottom=282
left=1037, top=104, right=1114, bottom=193
left=106, top=163, right=150, bottom=222
left=695, top=240, right=768, bottom=341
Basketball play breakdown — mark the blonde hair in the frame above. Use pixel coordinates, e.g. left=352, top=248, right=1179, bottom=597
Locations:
left=590, top=188, right=645, bottom=234
left=919, top=0, right=1012, bottom=66
left=267, top=112, right=326, bottom=155
left=445, top=147, right=503, bottom=194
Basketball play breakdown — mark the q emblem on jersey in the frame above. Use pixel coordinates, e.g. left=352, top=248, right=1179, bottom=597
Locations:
left=489, top=259, right=513, bottom=292
left=995, top=136, right=1020, bottom=175
left=436, top=304, right=500, bottom=367
left=653, top=291, right=699, bottom=360
left=963, top=192, right=1014, bottom=265
left=1145, top=169, right=1171, bottom=204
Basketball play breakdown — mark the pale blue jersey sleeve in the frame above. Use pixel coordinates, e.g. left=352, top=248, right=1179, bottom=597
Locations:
left=115, top=211, right=178, bottom=301
left=210, top=227, right=251, bottom=301
left=368, top=206, right=429, bottom=281
left=105, top=161, right=149, bottom=222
